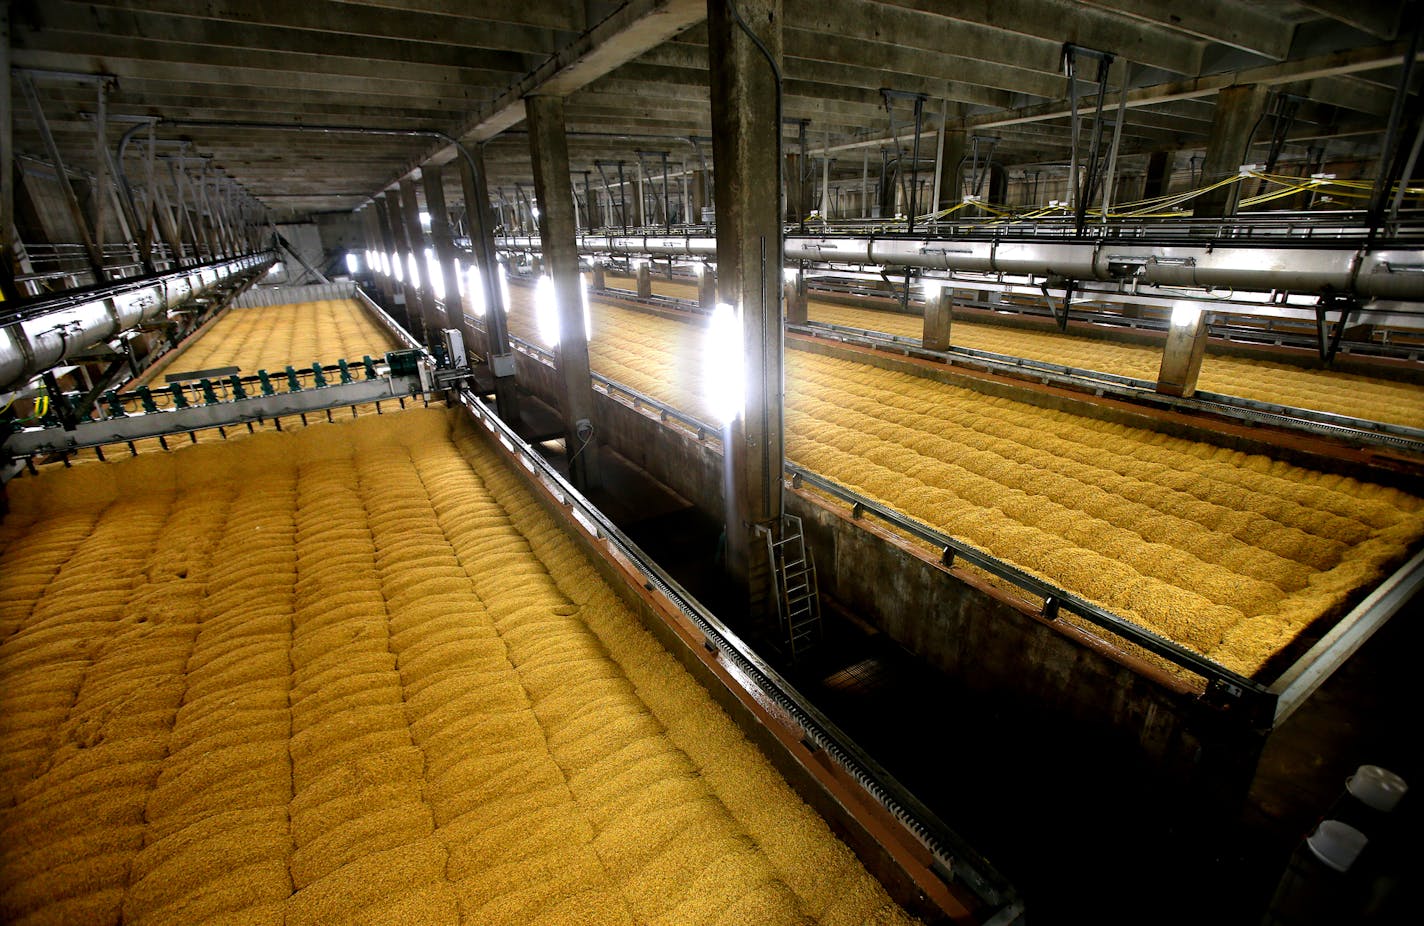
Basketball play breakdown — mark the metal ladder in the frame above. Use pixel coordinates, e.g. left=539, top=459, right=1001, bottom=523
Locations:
left=762, top=514, right=822, bottom=660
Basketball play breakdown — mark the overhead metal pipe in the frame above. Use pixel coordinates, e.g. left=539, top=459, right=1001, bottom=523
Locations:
left=495, top=233, right=1424, bottom=302
left=0, top=253, right=272, bottom=395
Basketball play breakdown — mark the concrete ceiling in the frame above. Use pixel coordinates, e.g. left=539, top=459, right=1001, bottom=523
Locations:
left=7, top=0, right=1415, bottom=220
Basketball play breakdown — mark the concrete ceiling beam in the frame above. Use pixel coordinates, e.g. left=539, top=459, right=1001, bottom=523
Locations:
left=1073, top=0, right=1296, bottom=60
left=61, top=0, right=574, bottom=55
left=11, top=49, right=508, bottom=103
left=1295, top=0, right=1404, bottom=40
left=785, top=0, right=1203, bottom=76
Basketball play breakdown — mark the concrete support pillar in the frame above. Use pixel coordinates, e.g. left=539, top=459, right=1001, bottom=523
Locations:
left=527, top=94, right=601, bottom=491
left=692, top=169, right=709, bottom=223
left=635, top=260, right=652, bottom=298
left=400, top=177, right=443, bottom=343
left=708, top=0, right=784, bottom=590
left=921, top=283, right=953, bottom=352
left=422, top=164, right=465, bottom=351
left=1157, top=306, right=1210, bottom=397
left=1143, top=150, right=1174, bottom=199
left=783, top=267, right=807, bottom=325
left=457, top=145, right=521, bottom=423
left=386, top=184, right=423, bottom=341
left=378, top=191, right=418, bottom=334
left=937, top=130, right=967, bottom=212
left=591, top=261, right=606, bottom=291
left=696, top=263, right=715, bottom=309
left=1194, top=85, right=1269, bottom=218
left=362, top=207, right=395, bottom=307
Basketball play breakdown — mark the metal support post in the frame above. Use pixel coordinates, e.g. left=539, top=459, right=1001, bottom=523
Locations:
left=697, top=262, right=715, bottom=309
left=636, top=260, right=652, bottom=298
left=783, top=265, right=807, bottom=324
left=922, top=281, right=953, bottom=352
left=1157, top=306, right=1211, bottom=397
left=708, top=0, right=785, bottom=594
left=19, top=73, right=107, bottom=281
left=527, top=94, right=601, bottom=491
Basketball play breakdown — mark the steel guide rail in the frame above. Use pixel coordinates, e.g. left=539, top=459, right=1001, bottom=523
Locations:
left=452, top=384, right=1018, bottom=915
left=488, top=322, right=1275, bottom=715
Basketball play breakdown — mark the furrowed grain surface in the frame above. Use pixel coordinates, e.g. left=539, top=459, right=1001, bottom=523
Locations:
left=0, top=409, right=914, bottom=926
left=144, top=298, right=398, bottom=382
left=602, top=274, right=1424, bottom=429
left=508, top=288, right=1424, bottom=677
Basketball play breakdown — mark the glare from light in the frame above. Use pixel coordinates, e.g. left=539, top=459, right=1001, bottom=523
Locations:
left=345, top=252, right=360, bottom=274
left=535, top=275, right=559, bottom=345
left=381, top=252, right=392, bottom=276
left=392, top=253, right=404, bottom=282
left=532, top=274, right=593, bottom=346
left=693, top=262, right=705, bottom=278
left=466, top=263, right=486, bottom=316
left=921, top=279, right=944, bottom=300
left=424, top=248, right=444, bottom=300
left=531, top=205, right=541, bottom=221
left=419, top=211, right=432, bottom=230
left=782, top=267, right=799, bottom=284
left=704, top=302, right=744, bottom=425
left=407, top=253, right=421, bottom=289
left=1171, top=302, right=1202, bottom=328
left=454, top=260, right=465, bottom=298
left=498, top=263, right=511, bottom=313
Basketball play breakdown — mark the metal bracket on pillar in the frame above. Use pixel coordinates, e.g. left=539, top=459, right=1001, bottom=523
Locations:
left=1315, top=295, right=1358, bottom=363
left=1042, top=278, right=1076, bottom=331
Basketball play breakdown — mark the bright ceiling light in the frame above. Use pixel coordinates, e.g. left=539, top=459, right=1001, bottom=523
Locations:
left=424, top=248, right=444, bottom=300
left=466, top=264, right=486, bottom=316
left=344, top=252, right=360, bottom=274
left=533, top=274, right=593, bottom=346
left=407, top=253, right=421, bottom=289
left=535, top=275, right=560, bottom=345
left=419, top=211, right=432, bottom=230
left=392, top=253, right=404, bottom=282
left=704, top=302, right=744, bottom=425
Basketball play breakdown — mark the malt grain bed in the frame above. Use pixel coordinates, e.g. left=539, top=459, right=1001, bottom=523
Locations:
left=110, top=298, right=404, bottom=453
left=142, top=298, right=399, bottom=384
left=508, top=288, right=1424, bottom=677
left=603, top=274, right=1424, bottom=429
left=0, top=408, right=913, bottom=925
